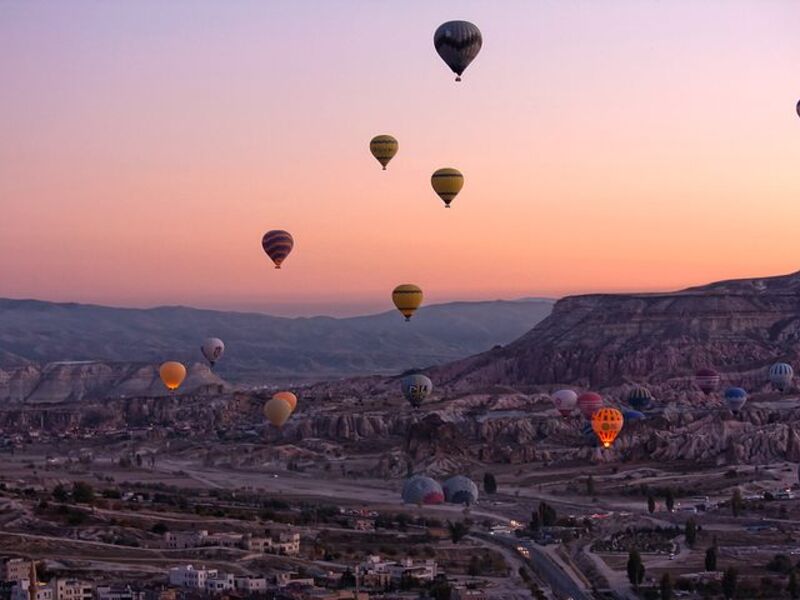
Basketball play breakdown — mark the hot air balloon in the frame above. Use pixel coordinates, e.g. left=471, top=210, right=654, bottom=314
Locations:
left=201, top=337, right=225, bottom=367
left=261, top=230, right=294, bottom=269
left=695, top=368, right=720, bottom=395
left=401, top=373, right=432, bottom=408
left=577, top=392, right=603, bottom=420
left=159, top=361, right=187, bottom=391
left=264, top=397, right=293, bottom=428
left=622, top=409, right=646, bottom=423
left=627, top=386, right=653, bottom=411
left=431, top=168, right=464, bottom=208
left=392, top=284, right=423, bottom=321
left=401, top=476, right=444, bottom=505
left=552, top=389, right=578, bottom=417
left=768, top=362, right=794, bottom=391
left=369, top=135, right=398, bottom=170
left=724, top=387, right=747, bottom=413
left=442, top=475, right=479, bottom=506
left=796, top=99, right=800, bottom=118
left=591, top=408, right=624, bottom=449
left=434, top=20, right=482, bottom=82
left=273, top=391, right=298, bottom=412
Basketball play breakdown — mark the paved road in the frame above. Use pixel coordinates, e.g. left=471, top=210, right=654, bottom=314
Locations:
left=480, top=533, right=592, bottom=600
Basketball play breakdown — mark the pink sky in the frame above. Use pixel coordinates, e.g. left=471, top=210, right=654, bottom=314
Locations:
left=2, top=1, right=800, bottom=316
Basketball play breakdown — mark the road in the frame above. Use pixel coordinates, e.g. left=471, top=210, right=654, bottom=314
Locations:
left=481, top=533, right=592, bottom=600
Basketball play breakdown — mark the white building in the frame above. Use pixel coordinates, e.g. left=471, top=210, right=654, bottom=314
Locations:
left=357, top=555, right=438, bottom=583
left=164, top=531, right=209, bottom=549
left=167, top=566, right=215, bottom=589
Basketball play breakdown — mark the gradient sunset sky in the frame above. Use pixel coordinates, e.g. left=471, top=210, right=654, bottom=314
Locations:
left=2, top=1, right=800, bottom=316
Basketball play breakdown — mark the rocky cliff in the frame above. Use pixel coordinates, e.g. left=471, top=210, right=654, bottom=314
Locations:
left=433, top=270, right=800, bottom=388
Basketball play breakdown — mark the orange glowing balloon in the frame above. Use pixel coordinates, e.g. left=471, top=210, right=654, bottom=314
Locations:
left=263, top=397, right=293, bottom=428
left=273, top=391, right=298, bottom=412
left=591, top=408, right=624, bottom=448
left=159, top=361, right=187, bottom=391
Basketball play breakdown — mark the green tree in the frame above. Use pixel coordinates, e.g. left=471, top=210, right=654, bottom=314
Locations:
left=665, top=489, right=675, bottom=512
left=447, top=520, right=470, bottom=543
left=483, top=473, right=497, bottom=495
left=647, top=494, right=656, bottom=514
left=151, top=522, right=168, bottom=535
left=468, top=556, right=481, bottom=577
left=339, top=568, right=356, bottom=588
left=586, top=475, right=595, bottom=496
left=685, top=518, right=697, bottom=547
left=705, top=545, right=718, bottom=572
left=627, top=549, right=645, bottom=590
left=722, top=566, right=738, bottom=599
left=731, top=489, right=743, bottom=517
left=660, top=572, right=673, bottom=600
left=72, top=481, right=94, bottom=504
left=52, top=484, right=68, bottom=503
left=788, top=570, right=799, bottom=600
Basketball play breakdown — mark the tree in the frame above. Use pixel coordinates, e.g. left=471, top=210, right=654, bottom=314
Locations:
left=52, top=484, right=68, bottom=503
left=660, top=572, right=673, bottom=600
left=647, top=494, right=656, bottom=514
left=538, top=501, right=557, bottom=527
left=788, top=570, right=799, bottom=600
left=447, top=520, right=470, bottom=543
left=468, top=556, right=481, bottom=577
left=529, top=512, right=540, bottom=531
left=151, top=522, right=169, bottom=535
left=685, top=518, right=697, bottom=547
left=627, top=549, right=645, bottom=590
left=586, top=475, right=595, bottom=496
left=665, top=489, right=675, bottom=512
left=483, top=473, right=497, bottom=495
left=722, top=566, right=738, bottom=599
left=705, top=545, right=718, bottom=572
left=72, top=481, right=94, bottom=504
left=339, top=568, right=356, bottom=588
left=731, top=489, right=743, bottom=517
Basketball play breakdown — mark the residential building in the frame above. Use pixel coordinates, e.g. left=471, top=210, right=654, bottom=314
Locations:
left=52, top=579, right=92, bottom=600
left=167, top=566, right=215, bottom=589
left=164, top=532, right=209, bottom=550
left=356, top=556, right=438, bottom=584
left=233, top=578, right=266, bottom=594
left=203, top=574, right=233, bottom=594
left=1, top=560, right=31, bottom=584
left=95, top=585, right=145, bottom=600
left=10, top=581, right=53, bottom=600
left=270, top=531, right=300, bottom=556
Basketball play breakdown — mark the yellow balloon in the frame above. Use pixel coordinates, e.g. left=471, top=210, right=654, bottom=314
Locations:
left=392, top=284, right=423, bottom=322
left=369, top=135, right=398, bottom=170
left=431, top=168, right=464, bottom=207
left=159, top=361, right=187, bottom=391
left=264, top=397, right=293, bottom=428
left=591, top=408, right=624, bottom=448
left=273, top=391, right=298, bottom=412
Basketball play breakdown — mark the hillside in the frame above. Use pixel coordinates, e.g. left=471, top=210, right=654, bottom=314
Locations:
left=0, top=297, right=553, bottom=384
left=431, top=270, right=800, bottom=389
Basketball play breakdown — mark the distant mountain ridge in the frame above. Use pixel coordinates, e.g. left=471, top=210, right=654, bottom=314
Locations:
left=0, top=297, right=554, bottom=384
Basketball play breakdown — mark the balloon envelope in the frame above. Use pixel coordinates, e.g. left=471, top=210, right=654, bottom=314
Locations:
left=201, top=337, right=225, bottom=366
left=401, top=374, right=432, bottom=408
left=552, top=389, right=578, bottom=417
left=392, top=284, right=423, bottom=321
left=264, top=397, right=293, bottom=427
left=768, top=362, right=794, bottom=390
left=262, top=230, right=294, bottom=269
left=159, top=361, right=187, bottom=391
left=695, top=368, right=720, bottom=395
left=434, top=20, right=482, bottom=81
left=369, top=135, right=398, bottom=170
left=623, top=409, right=646, bottom=422
left=402, top=476, right=444, bottom=505
left=724, top=387, right=747, bottom=413
left=627, top=386, right=653, bottom=411
left=577, top=392, right=603, bottom=420
left=273, top=391, right=298, bottom=412
left=442, top=475, right=479, bottom=505
left=431, top=168, right=464, bottom=207
left=591, top=408, right=624, bottom=448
